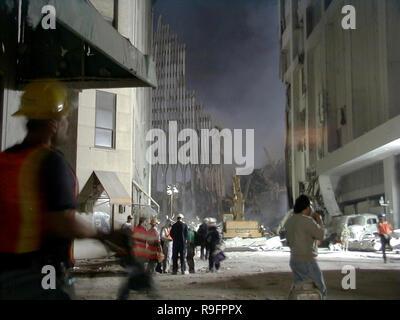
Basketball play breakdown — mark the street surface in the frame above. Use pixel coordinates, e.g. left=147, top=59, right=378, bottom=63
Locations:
left=73, top=248, right=400, bottom=300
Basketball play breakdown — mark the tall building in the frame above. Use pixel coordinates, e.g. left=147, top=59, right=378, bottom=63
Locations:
left=76, top=0, right=159, bottom=233
left=279, top=0, right=400, bottom=228
left=0, top=0, right=158, bottom=258
left=151, top=17, right=225, bottom=219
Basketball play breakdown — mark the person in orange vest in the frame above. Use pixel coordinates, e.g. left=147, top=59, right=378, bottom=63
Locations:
left=378, top=213, right=393, bottom=263
left=132, top=217, right=150, bottom=266
left=118, top=216, right=158, bottom=300
left=0, top=79, right=117, bottom=300
left=146, top=217, right=161, bottom=274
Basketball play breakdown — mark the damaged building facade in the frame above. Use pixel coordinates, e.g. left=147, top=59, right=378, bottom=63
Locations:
left=279, top=0, right=400, bottom=228
left=151, top=17, right=226, bottom=219
left=0, top=0, right=158, bottom=258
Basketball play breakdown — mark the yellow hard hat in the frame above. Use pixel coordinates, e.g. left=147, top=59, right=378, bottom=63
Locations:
left=13, top=79, right=69, bottom=120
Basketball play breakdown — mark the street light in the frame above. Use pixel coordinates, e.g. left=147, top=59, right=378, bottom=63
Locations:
left=167, top=185, right=179, bottom=219
left=379, top=196, right=391, bottom=218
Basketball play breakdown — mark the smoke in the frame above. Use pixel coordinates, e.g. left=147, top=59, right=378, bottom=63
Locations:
left=153, top=0, right=289, bottom=225
left=154, top=0, right=286, bottom=169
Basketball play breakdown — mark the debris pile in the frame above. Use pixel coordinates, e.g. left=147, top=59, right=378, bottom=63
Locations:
left=347, top=239, right=379, bottom=252
left=223, top=236, right=283, bottom=252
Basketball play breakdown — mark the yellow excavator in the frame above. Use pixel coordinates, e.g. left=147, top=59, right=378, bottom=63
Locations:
left=222, top=175, right=261, bottom=238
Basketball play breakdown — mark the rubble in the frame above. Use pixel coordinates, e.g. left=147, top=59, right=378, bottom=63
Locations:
left=347, top=240, right=379, bottom=252
left=223, top=236, right=282, bottom=252
left=223, top=237, right=268, bottom=248
left=260, top=237, right=283, bottom=250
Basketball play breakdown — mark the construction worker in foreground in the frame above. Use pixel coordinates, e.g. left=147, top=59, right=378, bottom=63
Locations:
left=378, top=213, right=393, bottom=263
left=0, top=79, right=130, bottom=300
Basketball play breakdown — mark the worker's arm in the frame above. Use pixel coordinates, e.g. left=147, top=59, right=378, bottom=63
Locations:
left=388, top=223, right=393, bottom=234
left=47, top=210, right=98, bottom=239
left=42, top=151, right=103, bottom=240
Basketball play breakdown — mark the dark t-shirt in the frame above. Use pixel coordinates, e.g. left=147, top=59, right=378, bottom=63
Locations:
left=6, top=143, right=77, bottom=212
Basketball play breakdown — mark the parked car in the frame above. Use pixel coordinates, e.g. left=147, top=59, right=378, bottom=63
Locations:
left=325, top=213, right=379, bottom=243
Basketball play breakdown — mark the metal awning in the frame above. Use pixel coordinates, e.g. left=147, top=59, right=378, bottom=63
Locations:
left=16, top=0, right=157, bottom=89
left=79, top=171, right=131, bottom=205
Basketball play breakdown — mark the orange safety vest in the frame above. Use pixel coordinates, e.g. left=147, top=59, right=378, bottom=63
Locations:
left=0, top=145, right=52, bottom=254
left=0, top=145, right=78, bottom=266
left=378, top=222, right=393, bottom=235
left=147, top=228, right=160, bottom=261
left=132, top=225, right=151, bottom=259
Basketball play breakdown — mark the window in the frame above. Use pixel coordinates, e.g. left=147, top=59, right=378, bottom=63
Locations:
left=95, top=91, right=116, bottom=149
left=348, top=217, right=364, bottom=226
left=367, top=218, right=377, bottom=225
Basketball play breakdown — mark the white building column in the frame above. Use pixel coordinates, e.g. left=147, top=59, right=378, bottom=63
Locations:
left=319, top=174, right=342, bottom=217
left=383, top=156, right=400, bottom=229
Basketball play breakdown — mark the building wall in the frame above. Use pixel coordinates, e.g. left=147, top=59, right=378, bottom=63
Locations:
left=119, top=0, right=153, bottom=204
left=74, top=0, right=155, bottom=259
left=386, top=0, right=400, bottom=119
left=76, top=88, right=133, bottom=196
left=0, top=3, right=25, bottom=151
left=280, top=0, right=400, bottom=224
left=77, top=0, right=154, bottom=225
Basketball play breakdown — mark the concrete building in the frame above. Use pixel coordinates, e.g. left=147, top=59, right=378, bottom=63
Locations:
left=279, top=0, right=400, bottom=228
left=77, top=0, right=159, bottom=231
left=0, top=0, right=158, bottom=258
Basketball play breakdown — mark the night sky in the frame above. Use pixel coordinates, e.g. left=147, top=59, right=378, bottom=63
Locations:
left=154, top=0, right=286, bottom=170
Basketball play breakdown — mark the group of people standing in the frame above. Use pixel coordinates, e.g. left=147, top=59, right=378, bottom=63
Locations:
left=123, top=214, right=222, bottom=276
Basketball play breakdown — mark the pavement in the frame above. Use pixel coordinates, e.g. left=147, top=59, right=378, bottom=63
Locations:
left=72, top=248, right=400, bottom=300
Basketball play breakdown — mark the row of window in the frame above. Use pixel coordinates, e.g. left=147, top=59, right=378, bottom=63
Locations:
left=152, top=106, right=202, bottom=113
left=152, top=118, right=211, bottom=126
left=92, top=90, right=210, bottom=149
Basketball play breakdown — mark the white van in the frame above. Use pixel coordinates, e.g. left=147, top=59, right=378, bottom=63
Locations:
left=325, top=214, right=379, bottom=242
